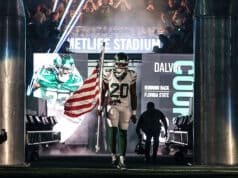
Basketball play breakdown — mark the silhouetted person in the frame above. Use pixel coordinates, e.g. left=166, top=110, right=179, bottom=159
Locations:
left=136, top=102, right=168, bottom=163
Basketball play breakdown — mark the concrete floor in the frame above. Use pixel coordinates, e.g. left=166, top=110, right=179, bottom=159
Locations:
left=1, top=154, right=238, bottom=178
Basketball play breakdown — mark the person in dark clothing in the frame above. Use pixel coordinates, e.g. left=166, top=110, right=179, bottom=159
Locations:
left=136, top=102, right=168, bottom=163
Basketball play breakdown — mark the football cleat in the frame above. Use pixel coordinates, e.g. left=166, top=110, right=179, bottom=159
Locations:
left=117, top=162, right=127, bottom=170
left=117, top=156, right=127, bottom=170
left=111, top=159, right=117, bottom=168
left=111, top=154, right=117, bottom=168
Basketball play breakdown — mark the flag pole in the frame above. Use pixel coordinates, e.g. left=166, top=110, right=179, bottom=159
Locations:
left=95, top=42, right=105, bottom=152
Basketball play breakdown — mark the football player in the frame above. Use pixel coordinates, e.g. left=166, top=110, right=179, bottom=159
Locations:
left=98, top=52, right=137, bottom=170
left=32, top=54, right=83, bottom=105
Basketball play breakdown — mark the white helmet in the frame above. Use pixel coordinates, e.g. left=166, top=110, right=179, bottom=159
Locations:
left=54, top=55, right=74, bottom=82
left=114, top=52, right=129, bottom=77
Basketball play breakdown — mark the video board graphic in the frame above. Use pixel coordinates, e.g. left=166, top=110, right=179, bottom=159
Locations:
left=141, top=54, right=194, bottom=127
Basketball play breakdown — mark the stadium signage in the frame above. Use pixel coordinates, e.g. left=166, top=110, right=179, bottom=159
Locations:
left=68, top=37, right=160, bottom=53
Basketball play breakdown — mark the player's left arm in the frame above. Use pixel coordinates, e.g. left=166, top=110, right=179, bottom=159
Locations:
left=130, top=82, right=137, bottom=124
left=130, top=70, right=137, bottom=124
left=130, top=82, right=137, bottom=113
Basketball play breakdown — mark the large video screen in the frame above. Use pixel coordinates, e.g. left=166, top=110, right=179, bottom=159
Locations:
left=27, top=53, right=89, bottom=143
left=30, top=54, right=84, bottom=103
left=27, top=53, right=143, bottom=154
left=26, top=53, right=193, bottom=155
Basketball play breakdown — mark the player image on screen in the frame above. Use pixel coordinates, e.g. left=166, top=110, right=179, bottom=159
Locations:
left=30, top=54, right=83, bottom=105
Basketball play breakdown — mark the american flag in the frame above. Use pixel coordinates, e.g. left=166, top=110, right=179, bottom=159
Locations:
left=64, top=68, right=99, bottom=117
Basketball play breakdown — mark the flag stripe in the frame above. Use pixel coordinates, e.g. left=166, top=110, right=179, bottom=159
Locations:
left=66, top=91, right=99, bottom=104
left=83, top=77, right=97, bottom=85
left=64, top=100, right=99, bottom=117
left=74, top=78, right=97, bottom=92
left=64, top=90, right=99, bottom=109
left=65, top=102, right=93, bottom=110
left=70, top=82, right=99, bottom=98
left=67, top=83, right=99, bottom=99
left=71, top=83, right=98, bottom=97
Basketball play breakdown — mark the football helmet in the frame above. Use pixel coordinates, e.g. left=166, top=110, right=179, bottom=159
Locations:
left=54, top=55, right=74, bottom=82
left=114, top=52, right=129, bottom=76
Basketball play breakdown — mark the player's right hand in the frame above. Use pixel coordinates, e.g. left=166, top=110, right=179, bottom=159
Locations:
left=97, top=109, right=102, bottom=116
left=97, top=106, right=103, bottom=116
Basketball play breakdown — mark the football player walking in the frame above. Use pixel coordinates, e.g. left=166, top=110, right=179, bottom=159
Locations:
left=97, top=52, right=137, bottom=170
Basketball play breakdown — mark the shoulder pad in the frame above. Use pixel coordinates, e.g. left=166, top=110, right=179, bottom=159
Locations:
left=128, top=70, right=137, bottom=84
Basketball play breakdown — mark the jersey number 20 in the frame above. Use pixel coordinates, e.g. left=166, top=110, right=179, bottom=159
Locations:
left=110, top=83, right=129, bottom=98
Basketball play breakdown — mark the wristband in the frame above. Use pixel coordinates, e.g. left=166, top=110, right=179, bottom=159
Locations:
left=132, top=110, right=136, bottom=115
